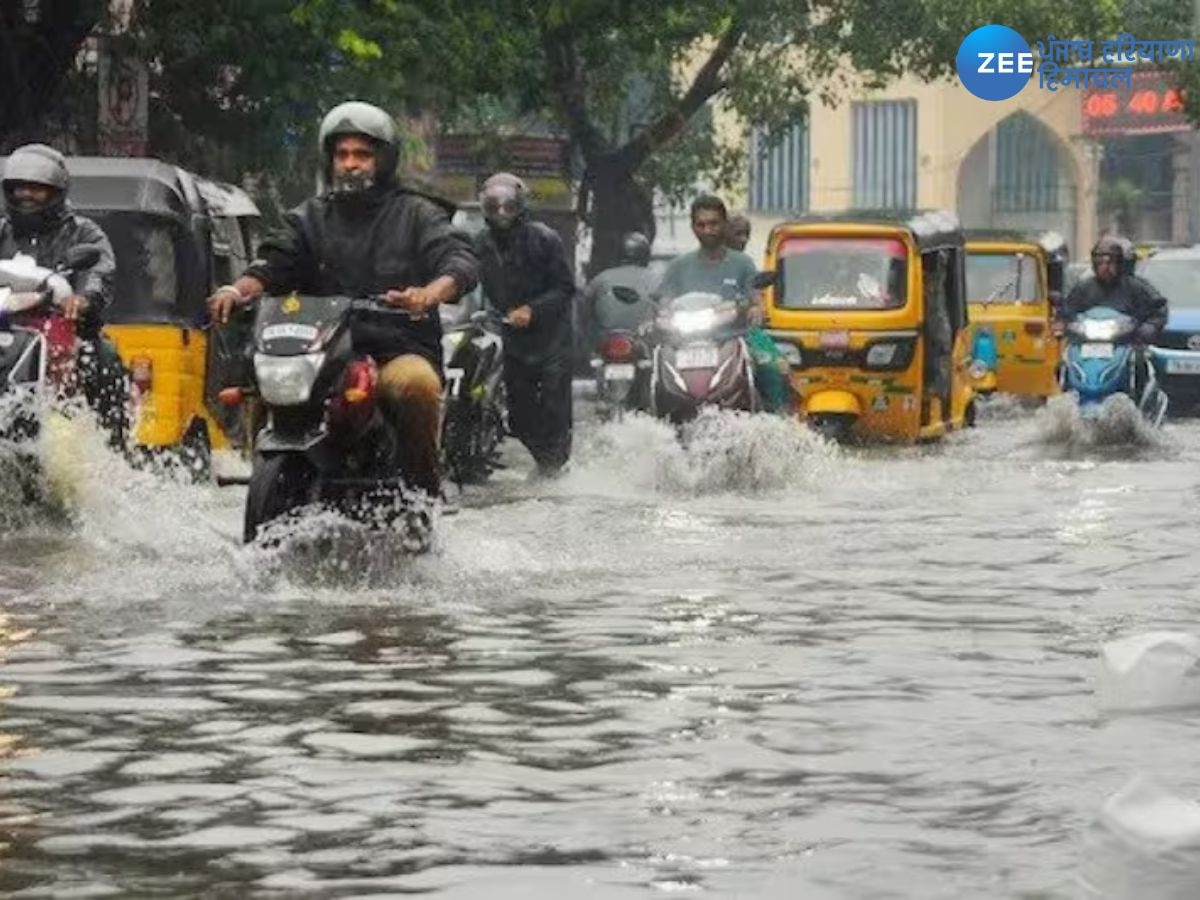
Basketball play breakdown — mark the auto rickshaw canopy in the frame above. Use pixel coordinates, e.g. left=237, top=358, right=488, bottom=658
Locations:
left=771, top=209, right=965, bottom=254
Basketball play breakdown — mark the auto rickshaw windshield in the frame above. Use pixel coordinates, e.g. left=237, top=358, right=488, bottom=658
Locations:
left=91, top=212, right=181, bottom=323
left=967, top=252, right=1039, bottom=303
left=777, top=237, right=907, bottom=310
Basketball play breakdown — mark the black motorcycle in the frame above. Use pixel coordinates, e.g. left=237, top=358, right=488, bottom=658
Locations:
left=243, top=293, right=433, bottom=545
left=594, top=286, right=653, bottom=420
left=439, top=304, right=506, bottom=485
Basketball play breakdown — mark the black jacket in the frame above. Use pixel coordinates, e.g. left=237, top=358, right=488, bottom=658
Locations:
left=0, top=209, right=115, bottom=337
left=244, top=186, right=479, bottom=366
left=1062, top=274, right=1168, bottom=333
left=476, top=219, right=575, bottom=362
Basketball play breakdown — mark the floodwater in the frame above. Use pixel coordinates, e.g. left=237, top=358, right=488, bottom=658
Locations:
left=3, top=395, right=1200, bottom=898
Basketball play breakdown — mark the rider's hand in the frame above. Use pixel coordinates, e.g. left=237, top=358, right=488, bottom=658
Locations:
left=208, top=287, right=245, bottom=326
left=386, top=286, right=438, bottom=316
left=1136, top=322, right=1158, bottom=344
left=60, top=294, right=90, bottom=321
left=508, top=305, right=533, bottom=329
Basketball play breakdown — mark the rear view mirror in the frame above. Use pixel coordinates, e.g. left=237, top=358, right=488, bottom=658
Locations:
left=751, top=271, right=776, bottom=290
left=65, top=246, right=101, bottom=271
left=611, top=286, right=642, bottom=305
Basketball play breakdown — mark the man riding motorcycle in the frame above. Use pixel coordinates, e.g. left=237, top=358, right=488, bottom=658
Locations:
left=1059, top=234, right=1168, bottom=401
left=0, top=144, right=126, bottom=446
left=1061, top=234, right=1168, bottom=340
left=579, top=231, right=660, bottom=352
left=207, top=101, right=479, bottom=501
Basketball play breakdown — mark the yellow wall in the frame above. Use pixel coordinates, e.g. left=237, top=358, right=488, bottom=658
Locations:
left=712, top=71, right=1098, bottom=262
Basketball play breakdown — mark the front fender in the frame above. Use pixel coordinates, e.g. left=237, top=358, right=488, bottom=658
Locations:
left=805, top=390, right=863, bottom=418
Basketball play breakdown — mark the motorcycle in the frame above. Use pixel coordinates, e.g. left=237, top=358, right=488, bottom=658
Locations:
left=1060, top=306, right=1168, bottom=426
left=645, top=289, right=760, bottom=424
left=242, top=293, right=437, bottom=545
left=439, top=304, right=506, bottom=486
left=0, top=247, right=106, bottom=503
left=594, top=286, right=653, bottom=421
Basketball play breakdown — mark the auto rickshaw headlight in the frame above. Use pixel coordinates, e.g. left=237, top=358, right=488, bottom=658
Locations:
left=254, top=352, right=325, bottom=406
left=866, top=343, right=899, bottom=367
left=863, top=338, right=915, bottom=371
left=774, top=341, right=802, bottom=367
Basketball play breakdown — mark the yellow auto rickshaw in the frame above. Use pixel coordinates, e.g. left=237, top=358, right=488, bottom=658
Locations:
left=63, top=157, right=257, bottom=473
left=964, top=230, right=1067, bottom=399
left=761, top=210, right=975, bottom=443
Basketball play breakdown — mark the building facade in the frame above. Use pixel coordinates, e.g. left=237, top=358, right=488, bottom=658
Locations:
left=733, top=71, right=1195, bottom=263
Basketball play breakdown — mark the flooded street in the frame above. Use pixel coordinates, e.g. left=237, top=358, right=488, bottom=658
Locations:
left=4, top=401, right=1200, bottom=898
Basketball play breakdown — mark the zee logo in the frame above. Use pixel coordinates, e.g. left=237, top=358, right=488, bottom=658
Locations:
left=976, top=52, right=1034, bottom=74
left=957, top=25, right=1034, bottom=101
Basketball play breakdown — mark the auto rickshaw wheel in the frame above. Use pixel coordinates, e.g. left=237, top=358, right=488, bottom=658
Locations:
left=811, top=413, right=855, bottom=443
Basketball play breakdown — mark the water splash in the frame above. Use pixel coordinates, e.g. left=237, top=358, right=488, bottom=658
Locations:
left=563, top=409, right=837, bottom=497
left=1034, top=393, right=1165, bottom=455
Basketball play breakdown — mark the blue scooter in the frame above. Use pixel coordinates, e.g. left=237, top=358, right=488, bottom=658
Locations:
left=1060, top=306, right=1167, bottom=425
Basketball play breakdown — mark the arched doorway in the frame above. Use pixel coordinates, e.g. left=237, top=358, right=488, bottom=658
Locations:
left=956, top=112, right=1080, bottom=252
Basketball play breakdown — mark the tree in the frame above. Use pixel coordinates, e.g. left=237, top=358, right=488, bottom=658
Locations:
left=0, top=0, right=107, bottom=150
left=370, top=0, right=1118, bottom=271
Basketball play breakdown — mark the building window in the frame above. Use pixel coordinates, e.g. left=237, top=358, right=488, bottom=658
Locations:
left=994, top=113, right=1061, bottom=212
left=749, top=121, right=809, bottom=213
left=852, top=100, right=918, bottom=210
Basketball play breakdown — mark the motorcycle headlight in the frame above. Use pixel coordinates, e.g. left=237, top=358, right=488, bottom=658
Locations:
left=254, top=352, right=325, bottom=406
left=866, top=342, right=899, bottom=367
left=1080, top=319, right=1120, bottom=341
left=669, top=303, right=737, bottom=335
left=774, top=341, right=802, bottom=366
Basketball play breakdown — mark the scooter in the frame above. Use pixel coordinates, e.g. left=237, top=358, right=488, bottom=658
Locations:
left=646, top=289, right=759, bottom=424
left=240, top=293, right=436, bottom=545
left=440, top=306, right=506, bottom=486
left=1060, top=305, right=1168, bottom=426
left=594, top=286, right=653, bottom=421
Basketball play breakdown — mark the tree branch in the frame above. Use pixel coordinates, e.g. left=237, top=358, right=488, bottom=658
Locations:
left=541, top=22, right=609, bottom=164
left=614, top=15, right=745, bottom=172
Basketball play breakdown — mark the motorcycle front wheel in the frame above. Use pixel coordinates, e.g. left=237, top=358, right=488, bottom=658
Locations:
left=243, top=453, right=315, bottom=543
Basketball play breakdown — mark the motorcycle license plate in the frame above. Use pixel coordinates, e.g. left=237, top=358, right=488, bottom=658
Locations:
left=1080, top=343, right=1114, bottom=359
left=605, top=364, right=635, bottom=380
left=1166, top=357, right=1200, bottom=375
left=676, top=345, right=720, bottom=370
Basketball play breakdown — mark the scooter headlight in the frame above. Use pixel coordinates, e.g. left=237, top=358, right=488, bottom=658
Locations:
left=1074, top=318, right=1126, bottom=341
left=668, top=303, right=738, bottom=336
left=254, top=352, right=325, bottom=406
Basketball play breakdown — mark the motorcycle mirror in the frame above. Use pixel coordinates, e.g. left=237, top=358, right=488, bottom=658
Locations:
left=611, top=286, right=642, bottom=305
left=64, top=246, right=101, bottom=271
left=751, top=271, right=776, bottom=290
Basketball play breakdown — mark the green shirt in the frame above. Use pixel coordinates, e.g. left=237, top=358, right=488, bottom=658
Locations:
left=658, top=248, right=758, bottom=303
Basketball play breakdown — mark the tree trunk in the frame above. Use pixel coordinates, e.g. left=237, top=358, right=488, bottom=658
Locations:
left=584, top=157, right=658, bottom=278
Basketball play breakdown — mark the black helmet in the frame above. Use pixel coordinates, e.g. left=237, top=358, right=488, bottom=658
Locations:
left=317, top=101, right=400, bottom=195
left=479, top=172, right=528, bottom=230
left=1091, top=234, right=1124, bottom=267
left=2, top=143, right=69, bottom=233
left=620, top=232, right=651, bottom=266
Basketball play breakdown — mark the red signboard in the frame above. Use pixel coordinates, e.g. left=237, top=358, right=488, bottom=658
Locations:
left=1082, top=70, right=1191, bottom=136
